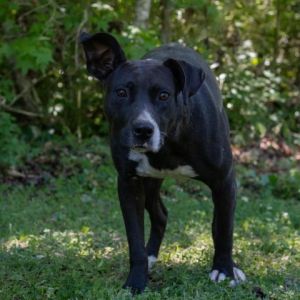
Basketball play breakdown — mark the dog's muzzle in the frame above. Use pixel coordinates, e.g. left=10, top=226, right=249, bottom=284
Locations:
left=131, top=121, right=155, bottom=152
left=130, top=113, right=162, bottom=152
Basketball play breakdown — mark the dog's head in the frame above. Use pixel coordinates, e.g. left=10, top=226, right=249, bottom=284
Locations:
left=81, top=32, right=205, bottom=153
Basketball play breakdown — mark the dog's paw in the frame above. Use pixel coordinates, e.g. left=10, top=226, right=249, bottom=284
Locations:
left=148, top=255, right=157, bottom=271
left=209, top=267, right=246, bottom=286
left=123, top=267, right=148, bottom=295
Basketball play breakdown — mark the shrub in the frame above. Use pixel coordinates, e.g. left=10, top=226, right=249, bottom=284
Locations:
left=0, top=111, right=27, bottom=171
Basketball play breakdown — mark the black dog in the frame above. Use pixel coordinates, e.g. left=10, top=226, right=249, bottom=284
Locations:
left=81, top=32, right=246, bottom=293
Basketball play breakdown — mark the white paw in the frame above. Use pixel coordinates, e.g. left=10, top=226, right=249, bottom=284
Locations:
left=148, top=255, right=157, bottom=271
left=209, top=267, right=246, bottom=286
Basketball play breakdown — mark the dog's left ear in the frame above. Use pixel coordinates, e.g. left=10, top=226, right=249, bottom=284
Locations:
left=80, top=32, right=126, bottom=80
left=163, top=58, right=205, bottom=103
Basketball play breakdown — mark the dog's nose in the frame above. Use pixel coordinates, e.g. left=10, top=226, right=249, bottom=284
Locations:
left=133, top=122, right=154, bottom=140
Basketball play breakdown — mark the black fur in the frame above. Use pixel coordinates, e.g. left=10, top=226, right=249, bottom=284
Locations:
left=81, top=32, right=241, bottom=294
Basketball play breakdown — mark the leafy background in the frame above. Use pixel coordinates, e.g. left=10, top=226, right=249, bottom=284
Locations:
left=1, top=0, right=299, bottom=142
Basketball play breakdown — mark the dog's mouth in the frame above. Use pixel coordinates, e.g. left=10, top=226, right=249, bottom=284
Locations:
left=130, top=131, right=166, bottom=153
left=131, top=143, right=149, bottom=153
left=131, top=138, right=165, bottom=153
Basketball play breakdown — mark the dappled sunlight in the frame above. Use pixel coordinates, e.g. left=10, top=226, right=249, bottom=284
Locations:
left=161, top=242, right=212, bottom=269
left=2, top=228, right=127, bottom=260
left=1, top=188, right=299, bottom=299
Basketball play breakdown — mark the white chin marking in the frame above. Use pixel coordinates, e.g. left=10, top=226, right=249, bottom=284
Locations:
left=148, top=255, right=157, bottom=271
left=136, top=110, right=161, bottom=152
left=209, top=267, right=246, bottom=287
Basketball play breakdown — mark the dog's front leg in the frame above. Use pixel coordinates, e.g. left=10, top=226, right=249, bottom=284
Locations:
left=209, top=171, right=246, bottom=285
left=118, top=176, right=147, bottom=294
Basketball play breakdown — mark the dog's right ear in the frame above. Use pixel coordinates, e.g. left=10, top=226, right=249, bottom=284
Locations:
left=163, top=58, right=205, bottom=105
left=80, top=32, right=126, bottom=81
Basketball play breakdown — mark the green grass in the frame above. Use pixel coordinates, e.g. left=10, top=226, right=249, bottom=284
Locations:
left=0, top=138, right=299, bottom=299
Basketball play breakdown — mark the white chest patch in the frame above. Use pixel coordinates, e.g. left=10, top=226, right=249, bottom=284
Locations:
left=129, top=150, right=198, bottom=179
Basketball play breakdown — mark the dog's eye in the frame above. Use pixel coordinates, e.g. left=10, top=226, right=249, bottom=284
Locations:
left=159, top=92, right=169, bottom=101
left=116, top=88, right=128, bottom=98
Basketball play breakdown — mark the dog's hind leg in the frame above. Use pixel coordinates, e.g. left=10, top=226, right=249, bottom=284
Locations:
left=143, top=178, right=168, bottom=271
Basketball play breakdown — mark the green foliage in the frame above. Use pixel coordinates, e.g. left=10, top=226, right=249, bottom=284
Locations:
left=0, top=79, right=14, bottom=103
left=237, top=165, right=300, bottom=201
left=223, top=67, right=290, bottom=142
left=268, top=169, right=300, bottom=200
left=13, top=38, right=53, bottom=74
left=0, top=0, right=299, bottom=141
left=0, top=112, right=27, bottom=170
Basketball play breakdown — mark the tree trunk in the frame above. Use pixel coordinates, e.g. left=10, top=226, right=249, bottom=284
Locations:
left=160, top=0, right=171, bottom=44
left=135, top=0, right=152, bottom=29
left=273, top=0, right=281, bottom=64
